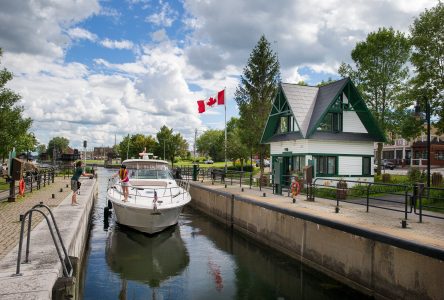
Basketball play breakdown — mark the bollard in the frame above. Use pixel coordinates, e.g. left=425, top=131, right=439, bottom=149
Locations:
left=241, top=188, right=244, bottom=192
left=52, top=194, right=55, bottom=199
left=225, top=184, right=227, bottom=188
left=292, top=198, right=296, bottom=203
left=335, top=206, right=340, bottom=213
left=66, top=184, right=69, bottom=188
left=60, top=188, right=63, bottom=192
left=263, top=192, right=266, bottom=197
left=401, top=220, right=407, bottom=228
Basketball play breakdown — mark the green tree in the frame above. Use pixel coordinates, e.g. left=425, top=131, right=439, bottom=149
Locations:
left=16, top=133, right=38, bottom=157
left=234, top=35, right=280, bottom=174
left=155, top=125, right=188, bottom=165
left=36, top=144, right=47, bottom=155
left=338, top=27, right=410, bottom=174
left=118, top=134, right=157, bottom=160
left=0, top=48, right=33, bottom=160
left=317, top=77, right=335, bottom=87
left=226, top=118, right=249, bottom=169
left=47, top=137, right=69, bottom=159
left=196, top=129, right=224, bottom=162
left=410, top=2, right=444, bottom=133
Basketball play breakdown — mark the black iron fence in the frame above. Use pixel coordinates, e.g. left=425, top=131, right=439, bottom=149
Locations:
left=0, top=168, right=56, bottom=202
left=174, top=166, right=444, bottom=222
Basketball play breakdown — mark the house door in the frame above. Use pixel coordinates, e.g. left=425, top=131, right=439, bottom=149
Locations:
left=283, top=156, right=291, bottom=186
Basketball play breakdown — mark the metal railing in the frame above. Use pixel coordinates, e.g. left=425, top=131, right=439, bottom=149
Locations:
left=308, top=178, right=412, bottom=219
left=1, top=168, right=56, bottom=202
left=107, top=177, right=190, bottom=205
left=14, top=202, right=73, bottom=278
left=175, top=167, right=444, bottom=222
left=414, top=185, right=444, bottom=221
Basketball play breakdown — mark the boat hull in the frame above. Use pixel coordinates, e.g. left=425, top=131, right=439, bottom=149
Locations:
left=110, top=199, right=187, bottom=234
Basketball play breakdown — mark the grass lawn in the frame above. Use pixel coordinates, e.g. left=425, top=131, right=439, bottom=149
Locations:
left=174, top=161, right=231, bottom=168
left=0, top=180, right=9, bottom=192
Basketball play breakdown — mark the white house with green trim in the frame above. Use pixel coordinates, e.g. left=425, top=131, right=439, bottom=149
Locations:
left=260, top=77, right=386, bottom=186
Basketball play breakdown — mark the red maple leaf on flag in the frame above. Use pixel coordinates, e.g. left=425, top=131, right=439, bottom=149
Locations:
left=206, top=97, right=216, bottom=106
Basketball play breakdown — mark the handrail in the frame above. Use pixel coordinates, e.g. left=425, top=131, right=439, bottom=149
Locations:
left=14, top=203, right=73, bottom=277
left=108, top=177, right=190, bottom=205
left=309, top=177, right=411, bottom=218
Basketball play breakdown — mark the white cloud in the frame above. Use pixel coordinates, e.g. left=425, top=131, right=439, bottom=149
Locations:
left=67, top=27, right=97, bottom=42
left=0, top=0, right=100, bottom=58
left=182, top=0, right=437, bottom=79
left=101, top=39, right=134, bottom=50
left=145, top=2, right=177, bottom=27
left=151, top=29, right=168, bottom=42
left=0, top=0, right=439, bottom=149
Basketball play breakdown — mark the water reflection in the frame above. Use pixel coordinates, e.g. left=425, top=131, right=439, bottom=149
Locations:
left=182, top=208, right=368, bottom=300
left=80, top=168, right=368, bottom=300
left=106, top=225, right=189, bottom=287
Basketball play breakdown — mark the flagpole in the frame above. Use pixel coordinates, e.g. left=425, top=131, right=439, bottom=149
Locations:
left=224, top=87, right=227, bottom=172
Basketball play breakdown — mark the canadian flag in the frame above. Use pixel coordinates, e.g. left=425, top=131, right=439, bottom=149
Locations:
left=197, top=89, right=225, bottom=113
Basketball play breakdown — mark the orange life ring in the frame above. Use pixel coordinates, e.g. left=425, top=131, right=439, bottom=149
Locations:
left=291, top=180, right=300, bottom=197
left=19, top=178, right=25, bottom=196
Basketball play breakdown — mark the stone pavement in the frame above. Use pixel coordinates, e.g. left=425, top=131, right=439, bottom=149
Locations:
left=0, top=177, right=72, bottom=260
left=197, top=180, right=444, bottom=252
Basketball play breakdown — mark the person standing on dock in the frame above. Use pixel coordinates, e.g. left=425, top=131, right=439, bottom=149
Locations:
left=71, top=161, right=92, bottom=206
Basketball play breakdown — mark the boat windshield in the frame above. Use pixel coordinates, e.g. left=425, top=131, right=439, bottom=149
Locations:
left=130, top=169, right=173, bottom=180
left=125, top=161, right=173, bottom=180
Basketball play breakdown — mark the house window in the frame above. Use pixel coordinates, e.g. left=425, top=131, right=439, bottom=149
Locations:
left=315, top=156, right=336, bottom=175
left=363, top=157, right=371, bottom=175
left=435, top=151, right=444, bottom=160
left=276, top=116, right=290, bottom=134
left=318, top=113, right=342, bottom=132
left=292, top=156, right=305, bottom=173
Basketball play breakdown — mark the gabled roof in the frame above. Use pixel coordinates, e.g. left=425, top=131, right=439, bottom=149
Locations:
left=281, top=83, right=317, bottom=137
left=306, top=78, right=348, bottom=137
left=260, top=77, right=386, bottom=143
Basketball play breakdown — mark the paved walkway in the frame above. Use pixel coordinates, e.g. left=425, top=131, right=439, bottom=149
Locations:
left=0, top=177, right=72, bottom=260
left=197, top=180, right=444, bottom=252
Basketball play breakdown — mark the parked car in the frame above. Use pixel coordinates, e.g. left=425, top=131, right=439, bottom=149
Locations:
left=374, top=159, right=395, bottom=171
left=256, top=159, right=270, bottom=167
left=204, top=159, right=214, bottom=164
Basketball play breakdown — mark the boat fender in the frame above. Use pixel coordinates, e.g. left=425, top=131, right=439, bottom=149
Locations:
left=19, top=178, right=25, bottom=196
left=291, top=180, right=300, bottom=198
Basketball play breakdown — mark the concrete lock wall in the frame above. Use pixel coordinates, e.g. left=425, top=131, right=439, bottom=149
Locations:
left=189, top=184, right=444, bottom=300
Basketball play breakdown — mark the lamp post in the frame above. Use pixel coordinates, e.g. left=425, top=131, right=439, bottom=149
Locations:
left=415, top=97, right=431, bottom=187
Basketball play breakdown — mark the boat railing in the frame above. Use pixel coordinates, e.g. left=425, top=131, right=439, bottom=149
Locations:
left=107, top=177, right=189, bottom=205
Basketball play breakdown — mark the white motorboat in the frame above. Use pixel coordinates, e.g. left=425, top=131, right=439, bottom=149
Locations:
left=107, top=155, right=191, bottom=234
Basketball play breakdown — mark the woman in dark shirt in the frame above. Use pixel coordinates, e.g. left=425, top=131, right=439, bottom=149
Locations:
left=71, top=161, right=92, bottom=206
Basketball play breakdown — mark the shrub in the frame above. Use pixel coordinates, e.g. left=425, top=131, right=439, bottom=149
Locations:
left=408, top=167, right=424, bottom=183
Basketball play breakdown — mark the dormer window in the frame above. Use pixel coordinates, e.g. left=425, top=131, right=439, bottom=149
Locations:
left=318, top=112, right=342, bottom=132
left=276, top=115, right=297, bottom=134
left=279, top=116, right=288, bottom=133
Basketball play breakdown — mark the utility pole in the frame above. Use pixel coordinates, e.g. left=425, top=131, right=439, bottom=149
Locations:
left=194, top=129, right=197, bottom=162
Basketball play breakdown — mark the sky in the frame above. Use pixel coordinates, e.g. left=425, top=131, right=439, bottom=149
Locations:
left=0, top=0, right=438, bottom=151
